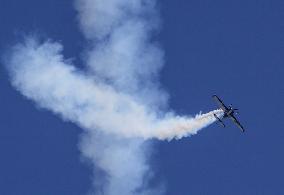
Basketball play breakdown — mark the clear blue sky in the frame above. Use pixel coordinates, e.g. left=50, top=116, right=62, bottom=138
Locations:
left=1, top=0, right=283, bottom=194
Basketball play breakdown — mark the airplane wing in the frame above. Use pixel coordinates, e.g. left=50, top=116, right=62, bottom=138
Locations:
left=212, top=95, right=229, bottom=112
left=229, top=115, right=245, bottom=132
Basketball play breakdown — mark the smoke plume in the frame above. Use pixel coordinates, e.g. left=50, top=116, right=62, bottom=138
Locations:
left=4, top=0, right=221, bottom=194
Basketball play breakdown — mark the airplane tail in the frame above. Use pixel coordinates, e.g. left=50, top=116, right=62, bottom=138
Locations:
left=214, top=114, right=225, bottom=127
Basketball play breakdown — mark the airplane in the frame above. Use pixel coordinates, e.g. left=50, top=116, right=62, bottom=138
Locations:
left=212, top=95, right=245, bottom=132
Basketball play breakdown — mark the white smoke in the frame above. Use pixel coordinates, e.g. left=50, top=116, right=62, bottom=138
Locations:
left=4, top=0, right=222, bottom=194
left=7, top=39, right=222, bottom=140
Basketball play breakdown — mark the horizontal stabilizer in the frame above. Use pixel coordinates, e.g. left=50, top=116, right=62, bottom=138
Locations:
left=214, top=114, right=225, bottom=127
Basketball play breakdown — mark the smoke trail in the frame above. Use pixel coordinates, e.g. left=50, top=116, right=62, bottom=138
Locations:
left=4, top=0, right=221, bottom=194
left=6, top=39, right=221, bottom=140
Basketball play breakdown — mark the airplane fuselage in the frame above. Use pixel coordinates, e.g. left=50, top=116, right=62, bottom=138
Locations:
left=223, top=107, right=234, bottom=118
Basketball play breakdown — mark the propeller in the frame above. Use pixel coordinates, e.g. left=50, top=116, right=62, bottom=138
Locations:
left=234, top=108, right=239, bottom=114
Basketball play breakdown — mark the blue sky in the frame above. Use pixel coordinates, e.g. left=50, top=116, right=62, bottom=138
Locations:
left=1, top=0, right=284, bottom=195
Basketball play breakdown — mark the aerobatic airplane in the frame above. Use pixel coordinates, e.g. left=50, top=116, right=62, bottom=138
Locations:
left=212, top=95, right=245, bottom=132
